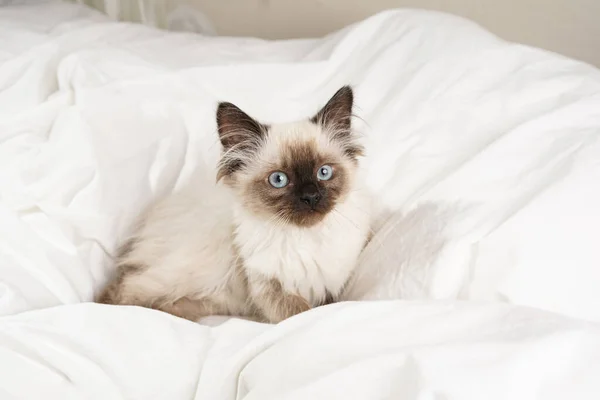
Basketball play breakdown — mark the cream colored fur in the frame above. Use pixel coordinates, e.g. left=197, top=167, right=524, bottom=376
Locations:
left=98, top=88, right=371, bottom=323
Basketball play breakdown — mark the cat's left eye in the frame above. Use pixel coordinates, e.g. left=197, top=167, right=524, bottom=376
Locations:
left=317, top=165, right=333, bottom=181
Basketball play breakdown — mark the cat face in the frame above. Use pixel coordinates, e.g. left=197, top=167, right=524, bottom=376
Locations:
left=216, top=86, right=363, bottom=227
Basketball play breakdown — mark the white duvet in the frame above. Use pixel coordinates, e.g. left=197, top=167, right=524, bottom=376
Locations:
left=1, top=2, right=600, bottom=399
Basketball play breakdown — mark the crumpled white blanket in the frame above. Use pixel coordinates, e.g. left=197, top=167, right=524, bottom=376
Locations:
left=1, top=2, right=600, bottom=399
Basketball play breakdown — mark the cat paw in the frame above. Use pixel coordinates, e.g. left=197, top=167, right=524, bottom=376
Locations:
left=286, top=294, right=311, bottom=316
left=266, top=294, right=311, bottom=323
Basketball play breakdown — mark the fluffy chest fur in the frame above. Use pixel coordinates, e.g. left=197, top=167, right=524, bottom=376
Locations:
left=233, top=189, right=370, bottom=304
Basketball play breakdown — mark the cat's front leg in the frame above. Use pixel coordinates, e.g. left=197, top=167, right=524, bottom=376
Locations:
left=247, top=273, right=311, bottom=323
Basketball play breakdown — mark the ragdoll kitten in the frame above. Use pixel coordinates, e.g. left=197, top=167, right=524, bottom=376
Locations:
left=97, top=86, right=371, bottom=323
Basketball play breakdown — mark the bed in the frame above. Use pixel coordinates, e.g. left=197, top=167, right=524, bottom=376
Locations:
left=1, top=2, right=600, bottom=399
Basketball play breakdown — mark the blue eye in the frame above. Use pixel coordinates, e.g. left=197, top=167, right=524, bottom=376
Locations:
left=268, top=171, right=289, bottom=188
left=317, top=165, right=333, bottom=181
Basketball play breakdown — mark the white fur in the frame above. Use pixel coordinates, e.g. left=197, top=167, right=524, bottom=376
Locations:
left=233, top=185, right=370, bottom=304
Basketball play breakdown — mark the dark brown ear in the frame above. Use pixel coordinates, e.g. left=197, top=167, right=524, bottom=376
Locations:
left=311, top=86, right=353, bottom=132
left=216, top=102, right=267, bottom=150
left=216, top=102, right=268, bottom=181
left=311, top=86, right=363, bottom=159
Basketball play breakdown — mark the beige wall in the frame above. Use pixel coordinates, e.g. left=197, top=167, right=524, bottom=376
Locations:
left=174, top=0, right=600, bottom=67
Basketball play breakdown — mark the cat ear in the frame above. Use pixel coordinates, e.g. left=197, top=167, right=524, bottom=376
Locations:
left=311, top=86, right=353, bottom=132
left=216, top=102, right=268, bottom=181
left=216, top=102, right=267, bottom=151
left=311, top=86, right=363, bottom=159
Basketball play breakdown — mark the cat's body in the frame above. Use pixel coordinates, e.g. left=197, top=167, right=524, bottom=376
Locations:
left=98, top=86, right=371, bottom=323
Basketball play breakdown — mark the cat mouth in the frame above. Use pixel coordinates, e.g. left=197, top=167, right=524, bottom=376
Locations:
left=285, top=205, right=329, bottom=227
left=296, top=204, right=323, bottom=214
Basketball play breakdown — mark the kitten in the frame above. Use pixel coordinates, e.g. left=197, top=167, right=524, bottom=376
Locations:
left=97, top=86, right=371, bottom=323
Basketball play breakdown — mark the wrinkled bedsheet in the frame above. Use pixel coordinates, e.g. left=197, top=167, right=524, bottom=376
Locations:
left=1, top=2, right=600, bottom=399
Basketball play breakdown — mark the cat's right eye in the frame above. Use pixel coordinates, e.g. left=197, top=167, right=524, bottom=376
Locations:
left=268, top=171, right=289, bottom=188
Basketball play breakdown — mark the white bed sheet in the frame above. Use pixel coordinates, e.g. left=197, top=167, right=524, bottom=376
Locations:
left=2, top=301, right=600, bottom=400
left=1, top=2, right=600, bottom=399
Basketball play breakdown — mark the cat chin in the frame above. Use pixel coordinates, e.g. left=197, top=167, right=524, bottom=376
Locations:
left=239, top=206, right=329, bottom=229
left=290, top=211, right=327, bottom=228
left=275, top=209, right=328, bottom=228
